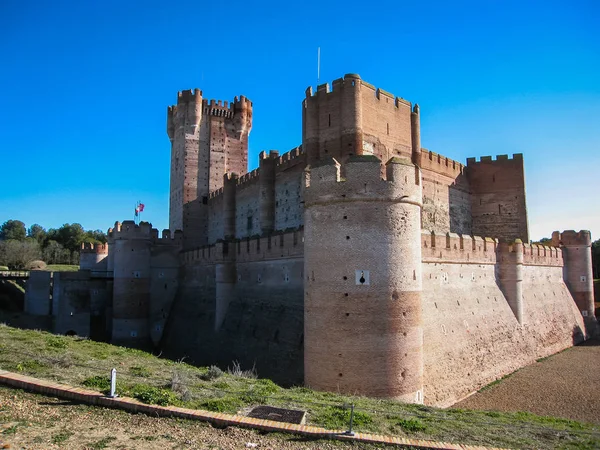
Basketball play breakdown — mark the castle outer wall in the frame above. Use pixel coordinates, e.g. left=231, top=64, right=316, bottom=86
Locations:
left=21, top=73, right=595, bottom=408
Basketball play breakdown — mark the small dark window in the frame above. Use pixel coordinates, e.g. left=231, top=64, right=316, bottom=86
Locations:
left=202, top=196, right=208, bottom=205
left=247, top=216, right=253, bottom=231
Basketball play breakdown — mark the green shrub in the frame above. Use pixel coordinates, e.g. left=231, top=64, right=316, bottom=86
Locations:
left=82, top=375, right=111, bottom=391
left=130, top=384, right=177, bottom=406
left=201, top=365, right=223, bottom=381
left=46, top=336, right=68, bottom=350
left=0, top=266, right=9, bottom=271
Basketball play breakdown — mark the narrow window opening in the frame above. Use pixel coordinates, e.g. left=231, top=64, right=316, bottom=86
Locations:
left=328, top=114, right=331, bottom=127
left=387, top=123, right=389, bottom=135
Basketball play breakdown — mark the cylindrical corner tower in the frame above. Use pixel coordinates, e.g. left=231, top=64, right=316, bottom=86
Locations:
left=110, top=220, right=153, bottom=348
left=303, top=155, right=424, bottom=402
left=560, top=230, right=596, bottom=330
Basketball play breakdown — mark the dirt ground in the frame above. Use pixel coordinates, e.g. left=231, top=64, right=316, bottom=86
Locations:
left=455, top=338, right=600, bottom=424
left=0, top=387, right=369, bottom=450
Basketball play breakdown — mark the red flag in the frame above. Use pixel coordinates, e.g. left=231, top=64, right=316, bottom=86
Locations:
left=138, top=203, right=145, bottom=212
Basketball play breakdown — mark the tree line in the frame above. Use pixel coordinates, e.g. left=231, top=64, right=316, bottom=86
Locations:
left=0, top=220, right=107, bottom=270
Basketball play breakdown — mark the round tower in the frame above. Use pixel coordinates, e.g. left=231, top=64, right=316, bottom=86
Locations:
left=556, top=230, right=596, bottom=332
left=79, top=242, right=108, bottom=271
left=303, top=155, right=424, bottom=402
left=109, top=220, right=153, bottom=348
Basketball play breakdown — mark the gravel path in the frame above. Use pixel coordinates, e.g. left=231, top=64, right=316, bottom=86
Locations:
left=455, top=339, right=600, bottom=424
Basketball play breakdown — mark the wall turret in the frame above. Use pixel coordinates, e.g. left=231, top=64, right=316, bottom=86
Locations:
left=303, top=155, right=424, bottom=402
left=108, top=220, right=153, bottom=348
left=553, top=230, right=597, bottom=333
left=79, top=242, right=109, bottom=271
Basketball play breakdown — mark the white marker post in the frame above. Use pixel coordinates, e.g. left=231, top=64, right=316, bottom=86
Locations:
left=109, top=368, right=118, bottom=398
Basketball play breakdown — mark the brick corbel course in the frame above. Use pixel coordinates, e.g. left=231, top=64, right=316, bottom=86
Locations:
left=0, top=370, right=506, bottom=450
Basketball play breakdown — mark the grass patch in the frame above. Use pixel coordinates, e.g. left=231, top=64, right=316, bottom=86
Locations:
left=395, top=418, right=427, bottom=433
left=198, top=396, right=244, bottom=413
left=313, top=406, right=374, bottom=430
left=44, top=264, right=79, bottom=272
left=0, top=325, right=598, bottom=449
left=15, top=359, right=46, bottom=374
left=129, top=366, right=152, bottom=377
left=52, top=429, right=74, bottom=444
left=87, top=436, right=116, bottom=449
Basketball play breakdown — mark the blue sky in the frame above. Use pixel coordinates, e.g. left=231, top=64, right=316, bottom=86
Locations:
left=0, top=0, right=598, bottom=241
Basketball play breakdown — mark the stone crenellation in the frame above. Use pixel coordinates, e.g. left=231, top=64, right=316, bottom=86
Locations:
left=22, top=73, right=597, bottom=408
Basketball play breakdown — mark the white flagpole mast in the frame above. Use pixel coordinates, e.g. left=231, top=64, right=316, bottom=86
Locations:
left=317, top=47, right=320, bottom=86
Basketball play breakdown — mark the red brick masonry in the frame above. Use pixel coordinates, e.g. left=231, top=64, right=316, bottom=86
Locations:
left=0, top=370, right=506, bottom=450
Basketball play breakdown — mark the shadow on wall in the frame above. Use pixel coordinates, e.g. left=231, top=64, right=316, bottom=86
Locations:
left=572, top=325, right=585, bottom=345
left=448, top=174, right=472, bottom=235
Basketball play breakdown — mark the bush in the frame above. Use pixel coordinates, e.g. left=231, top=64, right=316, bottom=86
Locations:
left=130, top=384, right=177, bottom=406
left=0, top=266, right=9, bottom=271
left=227, top=361, right=256, bottom=379
left=83, top=375, right=111, bottom=391
left=201, top=365, right=223, bottom=381
left=26, top=260, right=47, bottom=270
left=170, top=370, right=191, bottom=401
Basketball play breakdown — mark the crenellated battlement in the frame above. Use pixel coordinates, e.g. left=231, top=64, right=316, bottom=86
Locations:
left=209, top=187, right=224, bottom=200
left=421, top=230, right=498, bottom=264
left=553, top=230, right=592, bottom=247
left=420, top=149, right=465, bottom=178
left=177, top=88, right=203, bottom=104
left=304, top=73, right=411, bottom=108
left=236, top=168, right=260, bottom=188
left=182, top=228, right=304, bottom=265
left=466, top=154, right=524, bottom=165
left=107, top=221, right=182, bottom=246
left=152, top=229, right=183, bottom=246
left=522, top=242, right=563, bottom=266
left=108, top=221, right=153, bottom=240
left=276, top=146, right=305, bottom=170
left=80, top=242, right=108, bottom=254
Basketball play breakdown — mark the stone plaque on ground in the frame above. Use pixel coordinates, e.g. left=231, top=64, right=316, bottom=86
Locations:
left=247, top=405, right=306, bottom=424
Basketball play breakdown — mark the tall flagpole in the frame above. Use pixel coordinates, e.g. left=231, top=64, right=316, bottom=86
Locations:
left=317, top=47, right=320, bottom=86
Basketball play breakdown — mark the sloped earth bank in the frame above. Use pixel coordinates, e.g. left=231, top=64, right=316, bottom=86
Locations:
left=455, top=338, right=600, bottom=424
left=0, top=386, right=359, bottom=450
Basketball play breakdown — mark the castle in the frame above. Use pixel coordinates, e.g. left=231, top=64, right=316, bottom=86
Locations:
left=23, top=74, right=597, bottom=407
